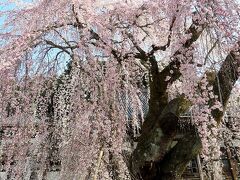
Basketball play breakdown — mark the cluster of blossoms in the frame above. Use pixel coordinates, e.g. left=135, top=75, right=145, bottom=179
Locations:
left=0, top=0, right=240, bottom=179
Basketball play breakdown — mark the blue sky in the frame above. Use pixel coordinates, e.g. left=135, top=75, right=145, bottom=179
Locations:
left=0, top=0, right=34, bottom=26
left=0, top=1, right=13, bottom=26
left=0, top=0, right=70, bottom=76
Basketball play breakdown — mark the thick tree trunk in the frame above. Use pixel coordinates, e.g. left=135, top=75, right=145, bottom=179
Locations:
left=133, top=131, right=202, bottom=180
left=130, top=23, right=205, bottom=179
left=158, top=129, right=202, bottom=179
left=130, top=44, right=240, bottom=180
left=131, top=96, right=194, bottom=179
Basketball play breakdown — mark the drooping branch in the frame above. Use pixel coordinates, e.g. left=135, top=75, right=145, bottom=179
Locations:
left=44, top=40, right=76, bottom=55
left=149, top=15, right=177, bottom=55
left=158, top=22, right=206, bottom=95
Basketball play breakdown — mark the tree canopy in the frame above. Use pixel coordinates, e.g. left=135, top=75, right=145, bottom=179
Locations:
left=0, top=0, right=240, bottom=179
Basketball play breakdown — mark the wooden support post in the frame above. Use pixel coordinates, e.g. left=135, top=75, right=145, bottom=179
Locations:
left=93, top=149, right=104, bottom=180
left=226, top=146, right=238, bottom=180
left=196, top=154, right=204, bottom=180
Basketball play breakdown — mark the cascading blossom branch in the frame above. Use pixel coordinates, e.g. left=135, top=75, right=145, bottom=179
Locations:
left=1, top=0, right=240, bottom=179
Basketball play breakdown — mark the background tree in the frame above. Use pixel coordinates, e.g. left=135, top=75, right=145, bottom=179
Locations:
left=0, top=0, right=240, bottom=179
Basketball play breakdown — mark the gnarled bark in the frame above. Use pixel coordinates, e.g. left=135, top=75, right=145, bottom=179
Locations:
left=131, top=96, right=192, bottom=178
left=130, top=33, right=240, bottom=180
